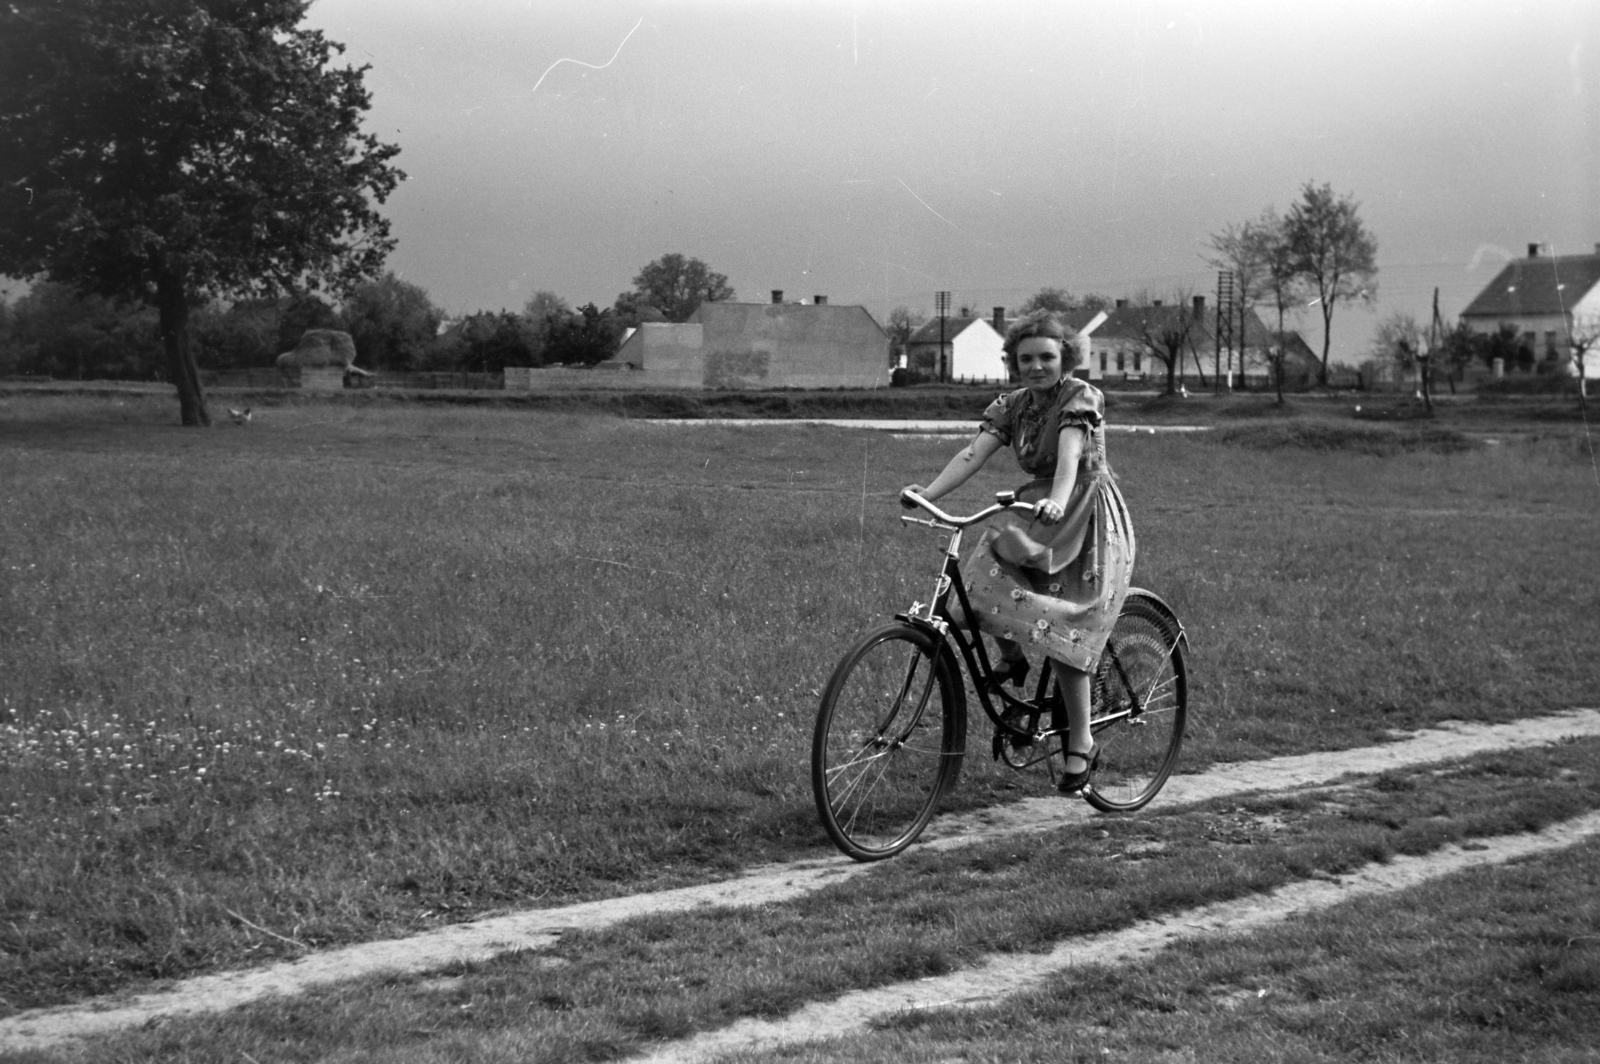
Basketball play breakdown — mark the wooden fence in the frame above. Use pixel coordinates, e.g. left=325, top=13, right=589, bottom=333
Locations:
left=199, top=369, right=502, bottom=391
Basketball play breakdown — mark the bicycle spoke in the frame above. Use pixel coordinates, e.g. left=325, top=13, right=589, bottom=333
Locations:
left=813, top=624, right=964, bottom=861
left=1083, top=596, right=1188, bottom=814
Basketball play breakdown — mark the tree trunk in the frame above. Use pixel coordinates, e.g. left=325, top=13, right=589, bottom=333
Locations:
left=157, top=266, right=209, bottom=427
left=1318, top=300, right=1334, bottom=387
left=1274, top=301, right=1287, bottom=405
left=1187, top=342, right=1208, bottom=387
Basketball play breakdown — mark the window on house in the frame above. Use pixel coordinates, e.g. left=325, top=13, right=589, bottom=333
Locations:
left=1116, top=351, right=1125, bottom=372
left=1134, top=352, right=1143, bottom=372
left=1099, top=351, right=1107, bottom=372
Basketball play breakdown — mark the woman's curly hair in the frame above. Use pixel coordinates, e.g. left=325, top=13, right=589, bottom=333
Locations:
left=1001, top=309, right=1086, bottom=374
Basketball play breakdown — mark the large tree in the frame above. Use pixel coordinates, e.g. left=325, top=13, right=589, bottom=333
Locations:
left=623, top=254, right=734, bottom=323
left=1018, top=287, right=1078, bottom=315
left=1016, top=287, right=1113, bottom=317
left=341, top=272, right=442, bottom=370
left=1253, top=208, right=1305, bottom=405
left=1284, top=182, right=1378, bottom=386
left=543, top=303, right=623, bottom=366
left=3, top=279, right=160, bottom=379
left=0, top=0, right=403, bottom=425
left=1137, top=294, right=1201, bottom=397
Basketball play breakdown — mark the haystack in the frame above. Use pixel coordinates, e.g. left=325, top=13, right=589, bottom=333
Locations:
left=275, top=329, right=371, bottom=391
left=276, top=329, right=359, bottom=370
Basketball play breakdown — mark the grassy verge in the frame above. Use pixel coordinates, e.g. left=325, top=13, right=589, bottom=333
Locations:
left=16, top=738, right=1600, bottom=1063
left=1, top=395, right=1597, bottom=1011
left=3, top=377, right=1594, bottom=429
left=848, top=835, right=1600, bottom=1064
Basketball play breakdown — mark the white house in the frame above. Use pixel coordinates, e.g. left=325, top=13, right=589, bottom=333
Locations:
left=905, top=310, right=1009, bottom=383
left=1460, top=242, right=1600, bottom=378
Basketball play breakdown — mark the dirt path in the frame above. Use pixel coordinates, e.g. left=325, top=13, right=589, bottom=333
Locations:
left=638, top=808, right=1600, bottom=1064
left=3, top=709, right=1597, bottom=1054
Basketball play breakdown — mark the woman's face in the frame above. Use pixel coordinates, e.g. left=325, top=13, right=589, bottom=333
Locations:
left=1015, top=336, right=1065, bottom=393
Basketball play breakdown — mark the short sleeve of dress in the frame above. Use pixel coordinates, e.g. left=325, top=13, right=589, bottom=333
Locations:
left=978, top=391, right=1017, bottom=445
left=1053, top=380, right=1104, bottom=432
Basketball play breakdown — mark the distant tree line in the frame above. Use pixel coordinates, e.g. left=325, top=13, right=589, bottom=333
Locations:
left=0, top=251, right=736, bottom=380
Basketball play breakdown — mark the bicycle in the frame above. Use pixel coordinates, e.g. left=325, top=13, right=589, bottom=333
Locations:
left=811, top=488, right=1189, bottom=861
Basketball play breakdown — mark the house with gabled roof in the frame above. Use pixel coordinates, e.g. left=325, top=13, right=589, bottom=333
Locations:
left=1460, top=243, right=1600, bottom=377
left=1069, top=299, right=1317, bottom=390
left=904, top=309, right=1009, bottom=382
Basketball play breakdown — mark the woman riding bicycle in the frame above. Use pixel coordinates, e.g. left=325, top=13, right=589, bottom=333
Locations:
left=902, top=309, right=1135, bottom=793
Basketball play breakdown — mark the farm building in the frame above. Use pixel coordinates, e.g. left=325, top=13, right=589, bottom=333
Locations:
left=1460, top=243, right=1600, bottom=378
left=904, top=310, right=1009, bottom=383
left=1073, top=300, right=1318, bottom=391
left=598, top=294, right=891, bottom=389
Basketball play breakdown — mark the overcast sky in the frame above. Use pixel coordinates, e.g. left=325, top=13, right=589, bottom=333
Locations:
left=303, top=0, right=1597, bottom=363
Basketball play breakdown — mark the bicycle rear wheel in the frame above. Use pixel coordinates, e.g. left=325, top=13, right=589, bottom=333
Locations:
left=1084, top=594, right=1187, bottom=813
left=812, top=622, right=966, bottom=860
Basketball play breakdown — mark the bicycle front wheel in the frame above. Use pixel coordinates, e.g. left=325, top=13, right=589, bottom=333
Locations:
left=812, top=622, right=966, bottom=861
left=1084, top=594, right=1188, bottom=813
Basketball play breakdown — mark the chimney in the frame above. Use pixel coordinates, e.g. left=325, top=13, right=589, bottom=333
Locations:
left=1115, top=298, right=1128, bottom=308
left=1192, top=295, right=1206, bottom=317
left=1528, top=243, right=1542, bottom=258
left=771, top=289, right=783, bottom=304
left=813, top=294, right=827, bottom=305
left=992, top=306, right=1005, bottom=333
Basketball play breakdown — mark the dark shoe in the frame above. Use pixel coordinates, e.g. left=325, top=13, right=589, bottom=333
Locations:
left=991, top=656, right=1031, bottom=689
left=1057, top=742, right=1100, bottom=794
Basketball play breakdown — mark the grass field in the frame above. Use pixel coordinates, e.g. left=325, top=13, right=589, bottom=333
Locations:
left=1, top=391, right=1597, bottom=1014
left=14, top=741, right=1600, bottom=1062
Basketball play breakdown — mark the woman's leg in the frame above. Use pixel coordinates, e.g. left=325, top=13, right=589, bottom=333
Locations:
left=1049, top=659, right=1093, bottom=770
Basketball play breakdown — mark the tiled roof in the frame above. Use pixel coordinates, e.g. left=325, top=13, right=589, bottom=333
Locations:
left=1087, top=305, right=1281, bottom=347
left=691, top=301, right=889, bottom=340
left=908, top=316, right=995, bottom=343
left=1461, top=252, right=1600, bottom=318
left=1089, top=305, right=1215, bottom=343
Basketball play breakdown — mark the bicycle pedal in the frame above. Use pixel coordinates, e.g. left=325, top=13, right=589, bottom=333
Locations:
left=990, top=729, right=1034, bottom=761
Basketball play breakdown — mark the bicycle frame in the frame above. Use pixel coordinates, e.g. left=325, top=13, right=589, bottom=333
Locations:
left=896, top=498, right=1061, bottom=749
left=896, top=491, right=1187, bottom=754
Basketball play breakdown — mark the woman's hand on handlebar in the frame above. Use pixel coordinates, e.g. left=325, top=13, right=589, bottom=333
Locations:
left=900, top=484, right=927, bottom=509
left=1034, top=498, right=1064, bottom=524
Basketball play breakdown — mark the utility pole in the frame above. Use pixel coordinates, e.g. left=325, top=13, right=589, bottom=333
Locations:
left=1214, top=271, right=1235, bottom=395
left=1419, top=286, right=1440, bottom=415
left=935, top=290, right=951, bottom=383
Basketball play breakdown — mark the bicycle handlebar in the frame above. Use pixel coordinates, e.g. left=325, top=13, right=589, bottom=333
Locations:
left=898, top=488, right=1037, bottom=529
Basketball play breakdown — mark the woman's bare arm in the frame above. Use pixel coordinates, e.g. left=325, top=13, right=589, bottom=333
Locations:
left=1035, top=425, right=1085, bottom=523
left=906, top=431, right=1003, bottom=502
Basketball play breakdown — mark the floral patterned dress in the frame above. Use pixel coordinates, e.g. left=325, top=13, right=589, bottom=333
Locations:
left=959, top=377, right=1135, bottom=673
